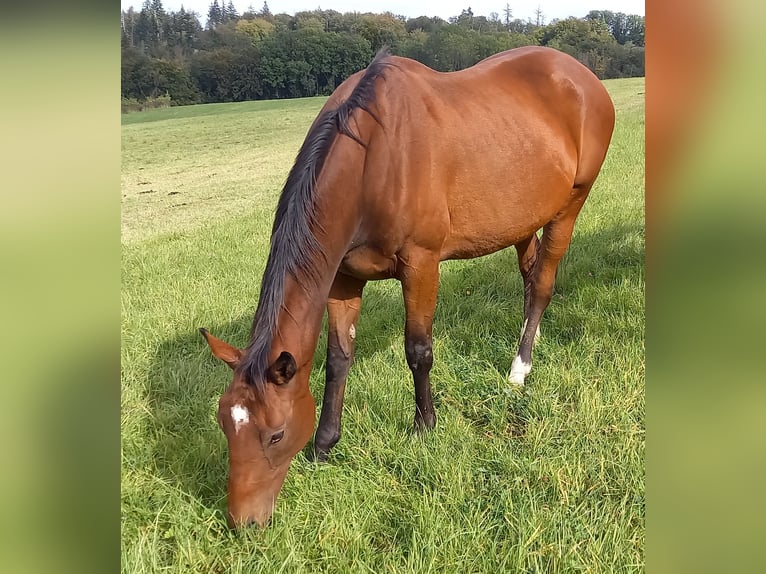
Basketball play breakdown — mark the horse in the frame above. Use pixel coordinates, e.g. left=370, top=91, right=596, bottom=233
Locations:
left=200, top=46, right=615, bottom=528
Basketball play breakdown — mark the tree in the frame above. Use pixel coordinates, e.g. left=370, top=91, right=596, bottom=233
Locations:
left=605, top=42, right=644, bottom=77
left=224, top=1, right=239, bottom=22
left=121, top=8, right=137, bottom=48
left=207, top=0, right=222, bottom=29
left=353, top=12, right=406, bottom=53
left=405, top=16, right=446, bottom=34
left=625, top=14, right=645, bottom=46
left=122, top=4, right=644, bottom=109
left=295, top=12, right=325, bottom=32
left=427, top=24, right=476, bottom=71
left=236, top=18, right=275, bottom=45
left=122, top=47, right=200, bottom=104
left=450, top=8, right=474, bottom=28
left=177, top=7, right=203, bottom=49
left=162, top=7, right=203, bottom=56
left=242, top=4, right=257, bottom=19
left=134, top=3, right=156, bottom=50
left=122, top=47, right=150, bottom=97
left=539, top=17, right=617, bottom=78
left=191, top=47, right=236, bottom=100
left=585, top=11, right=644, bottom=47
left=229, top=43, right=264, bottom=100
left=148, top=0, right=167, bottom=45
left=315, top=9, right=344, bottom=33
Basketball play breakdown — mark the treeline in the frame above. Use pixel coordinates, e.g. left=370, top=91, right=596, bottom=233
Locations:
left=121, top=1, right=645, bottom=108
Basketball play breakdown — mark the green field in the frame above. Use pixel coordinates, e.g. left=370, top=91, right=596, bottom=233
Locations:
left=121, top=77, right=644, bottom=573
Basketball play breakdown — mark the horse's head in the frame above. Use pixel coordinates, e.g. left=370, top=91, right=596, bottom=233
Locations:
left=200, top=328, right=315, bottom=528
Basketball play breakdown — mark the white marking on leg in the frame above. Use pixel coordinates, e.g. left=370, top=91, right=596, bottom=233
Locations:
left=230, top=404, right=250, bottom=433
left=509, top=355, right=531, bottom=386
left=349, top=324, right=356, bottom=340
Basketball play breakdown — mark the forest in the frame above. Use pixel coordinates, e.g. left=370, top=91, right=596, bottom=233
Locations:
left=121, top=1, right=645, bottom=109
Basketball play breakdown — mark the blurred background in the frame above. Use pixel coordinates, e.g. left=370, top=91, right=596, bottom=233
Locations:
left=649, top=1, right=766, bottom=572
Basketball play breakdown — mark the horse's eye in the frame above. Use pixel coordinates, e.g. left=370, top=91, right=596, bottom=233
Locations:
left=270, top=430, right=284, bottom=444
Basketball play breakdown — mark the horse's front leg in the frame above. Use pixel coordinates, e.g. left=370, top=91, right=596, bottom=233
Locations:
left=313, top=273, right=366, bottom=461
left=399, top=249, right=440, bottom=431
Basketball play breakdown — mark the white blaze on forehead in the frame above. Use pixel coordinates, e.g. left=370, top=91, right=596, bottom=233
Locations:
left=230, top=404, right=250, bottom=433
left=349, top=324, right=356, bottom=340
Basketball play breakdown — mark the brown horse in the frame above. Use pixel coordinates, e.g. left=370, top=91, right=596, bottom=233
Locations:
left=200, top=46, right=615, bottom=527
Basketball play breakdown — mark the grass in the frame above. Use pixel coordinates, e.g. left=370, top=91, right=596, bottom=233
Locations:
left=121, top=77, right=644, bottom=573
left=121, top=96, right=327, bottom=243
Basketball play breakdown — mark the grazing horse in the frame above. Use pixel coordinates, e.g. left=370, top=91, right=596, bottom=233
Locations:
left=200, top=46, right=615, bottom=527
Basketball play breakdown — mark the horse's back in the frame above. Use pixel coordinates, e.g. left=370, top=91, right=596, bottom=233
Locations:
left=333, top=47, right=615, bottom=271
left=479, top=47, right=615, bottom=187
left=391, top=46, right=614, bottom=179
left=422, top=46, right=614, bottom=183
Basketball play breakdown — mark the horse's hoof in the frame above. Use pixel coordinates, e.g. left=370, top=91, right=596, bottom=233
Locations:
left=508, top=373, right=526, bottom=386
left=310, top=448, right=330, bottom=463
left=414, top=412, right=436, bottom=433
left=509, top=356, right=530, bottom=386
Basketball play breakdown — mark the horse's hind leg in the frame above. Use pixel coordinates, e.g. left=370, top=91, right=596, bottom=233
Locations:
left=399, top=249, right=440, bottom=431
left=509, top=196, right=587, bottom=385
left=313, top=273, right=366, bottom=461
left=515, top=233, right=541, bottom=343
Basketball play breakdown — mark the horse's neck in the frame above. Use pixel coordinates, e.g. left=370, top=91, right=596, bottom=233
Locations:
left=270, top=270, right=343, bottom=381
left=272, top=275, right=331, bottom=370
left=271, top=137, right=364, bottom=365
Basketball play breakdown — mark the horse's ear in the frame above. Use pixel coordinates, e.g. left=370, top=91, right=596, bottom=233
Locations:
left=268, top=351, right=297, bottom=385
left=199, top=328, right=242, bottom=370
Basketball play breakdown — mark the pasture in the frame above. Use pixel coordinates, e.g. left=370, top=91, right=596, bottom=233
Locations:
left=121, top=77, right=644, bottom=572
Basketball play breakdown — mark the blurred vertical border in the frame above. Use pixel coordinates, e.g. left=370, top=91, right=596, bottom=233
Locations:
left=0, top=2, right=119, bottom=574
left=649, top=0, right=766, bottom=571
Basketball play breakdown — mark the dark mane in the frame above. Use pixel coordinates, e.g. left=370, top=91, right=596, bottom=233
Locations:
left=237, top=48, right=391, bottom=393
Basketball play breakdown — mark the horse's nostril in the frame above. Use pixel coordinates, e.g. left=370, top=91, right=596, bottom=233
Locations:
left=250, top=515, right=272, bottom=528
left=227, top=513, right=271, bottom=529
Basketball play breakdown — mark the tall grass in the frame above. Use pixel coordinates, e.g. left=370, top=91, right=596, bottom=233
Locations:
left=122, top=77, right=644, bottom=573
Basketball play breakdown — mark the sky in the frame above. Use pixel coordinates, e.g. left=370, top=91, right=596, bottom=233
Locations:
left=119, top=0, right=644, bottom=24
